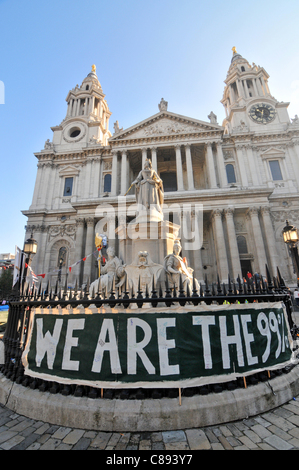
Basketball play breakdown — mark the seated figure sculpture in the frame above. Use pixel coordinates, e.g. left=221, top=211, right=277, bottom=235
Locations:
left=164, top=239, right=199, bottom=293
left=89, top=246, right=125, bottom=296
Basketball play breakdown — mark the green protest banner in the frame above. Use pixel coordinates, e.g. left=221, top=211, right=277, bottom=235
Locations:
left=22, top=302, right=293, bottom=389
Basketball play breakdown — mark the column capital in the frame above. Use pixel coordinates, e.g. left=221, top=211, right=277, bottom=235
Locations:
left=260, top=205, right=271, bottom=215
left=246, top=206, right=260, bottom=217
left=212, top=208, right=223, bottom=219
left=75, top=217, right=85, bottom=227
left=86, top=217, right=94, bottom=227
left=223, top=207, right=234, bottom=217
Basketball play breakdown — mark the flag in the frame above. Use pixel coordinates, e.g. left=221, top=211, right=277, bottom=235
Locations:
left=13, top=246, right=25, bottom=287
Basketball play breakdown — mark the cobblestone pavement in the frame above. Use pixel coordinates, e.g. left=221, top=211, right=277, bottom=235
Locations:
left=1, top=396, right=299, bottom=450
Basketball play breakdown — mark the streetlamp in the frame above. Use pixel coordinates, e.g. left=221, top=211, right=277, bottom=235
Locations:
left=283, top=220, right=299, bottom=282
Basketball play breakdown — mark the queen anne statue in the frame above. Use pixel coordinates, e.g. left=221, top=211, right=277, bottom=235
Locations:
left=132, top=158, right=164, bottom=217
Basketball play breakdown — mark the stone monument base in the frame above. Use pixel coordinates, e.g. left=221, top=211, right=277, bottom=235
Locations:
left=116, top=219, right=180, bottom=266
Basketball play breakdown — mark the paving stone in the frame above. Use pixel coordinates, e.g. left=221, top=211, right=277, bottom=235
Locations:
left=264, top=435, right=293, bottom=450
left=286, top=414, right=299, bottom=427
left=34, top=423, right=50, bottom=435
left=268, top=425, right=292, bottom=441
left=39, top=438, right=62, bottom=450
left=52, top=427, right=72, bottom=440
left=11, top=432, right=40, bottom=450
left=62, top=429, right=85, bottom=445
left=164, top=441, right=190, bottom=450
left=218, top=435, right=234, bottom=450
left=262, top=413, right=295, bottom=431
left=288, top=437, right=299, bottom=448
left=185, top=429, right=211, bottom=450
left=72, top=437, right=91, bottom=450
left=250, top=424, right=272, bottom=439
left=243, top=429, right=261, bottom=444
left=254, top=416, right=272, bottom=427
left=162, top=430, right=186, bottom=443
left=9, top=419, right=35, bottom=433
left=238, top=436, right=258, bottom=449
left=139, top=439, right=151, bottom=450
left=219, top=425, right=232, bottom=437
left=0, top=434, right=25, bottom=450
left=90, top=431, right=112, bottom=449
left=26, top=442, right=41, bottom=450
left=211, top=442, right=225, bottom=450
left=0, top=430, right=17, bottom=445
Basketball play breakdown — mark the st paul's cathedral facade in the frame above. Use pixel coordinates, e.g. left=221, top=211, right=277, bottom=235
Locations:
left=23, top=49, right=299, bottom=287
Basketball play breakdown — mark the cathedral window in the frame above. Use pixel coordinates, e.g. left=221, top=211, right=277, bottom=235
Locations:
left=104, top=173, right=111, bottom=193
left=226, top=164, right=236, bottom=184
left=63, top=177, right=73, bottom=196
left=237, top=236, right=248, bottom=254
left=161, top=172, right=177, bottom=192
left=269, top=160, right=283, bottom=181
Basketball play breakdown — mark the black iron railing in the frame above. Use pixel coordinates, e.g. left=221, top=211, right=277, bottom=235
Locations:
left=0, top=265, right=297, bottom=399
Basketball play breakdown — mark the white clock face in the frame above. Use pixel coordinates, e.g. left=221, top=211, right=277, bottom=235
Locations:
left=249, top=104, right=276, bottom=124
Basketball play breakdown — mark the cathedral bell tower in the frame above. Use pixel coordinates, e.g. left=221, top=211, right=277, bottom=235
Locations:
left=221, top=48, right=290, bottom=134
left=50, top=65, right=112, bottom=150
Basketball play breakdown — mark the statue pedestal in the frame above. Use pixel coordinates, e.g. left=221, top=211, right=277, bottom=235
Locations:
left=116, top=219, right=180, bottom=266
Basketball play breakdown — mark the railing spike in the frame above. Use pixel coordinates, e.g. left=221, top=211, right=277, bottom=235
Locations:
left=266, top=264, right=274, bottom=293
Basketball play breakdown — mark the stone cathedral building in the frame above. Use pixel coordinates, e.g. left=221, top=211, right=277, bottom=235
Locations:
left=23, top=50, right=299, bottom=287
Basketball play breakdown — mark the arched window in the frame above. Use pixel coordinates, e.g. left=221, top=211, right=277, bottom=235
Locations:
left=86, top=85, right=89, bottom=90
left=241, top=66, right=245, bottom=72
left=237, top=236, right=248, bottom=254
left=226, top=164, right=236, bottom=184
left=104, top=174, right=111, bottom=193
left=161, top=172, right=177, bottom=192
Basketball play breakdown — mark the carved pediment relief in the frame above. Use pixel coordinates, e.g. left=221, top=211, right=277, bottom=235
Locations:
left=260, top=147, right=285, bottom=160
left=58, top=165, right=81, bottom=177
left=109, top=111, right=222, bottom=142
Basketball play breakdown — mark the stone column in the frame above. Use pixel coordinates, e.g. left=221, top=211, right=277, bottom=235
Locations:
left=206, top=143, right=217, bottom=188
left=83, top=218, right=94, bottom=284
left=184, top=144, right=195, bottom=190
left=31, top=163, right=43, bottom=208
left=120, top=149, right=128, bottom=195
left=150, top=146, right=157, bottom=172
left=111, top=151, right=118, bottom=196
left=260, top=206, right=280, bottom=276
left=211, top=209, right=228, bottom=282
left=92, top=157, right=101, bottom=197
left=223, top=208, right=242, bottom=280
left=74, top=218, right=85, bottom=285
left=216, top=142, right=227, bottom=188
left=142, top=148, right=147, bottom=168
left=175, top=144, right=184, bottom=191
left=245, top=145, right=260, bottom=186
left=247, top=207, right=268, bottom=275
left=235, top=145, right=249, bottom=187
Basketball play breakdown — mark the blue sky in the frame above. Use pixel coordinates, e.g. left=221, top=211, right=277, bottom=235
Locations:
left=1, top=0, right=299, bottom=254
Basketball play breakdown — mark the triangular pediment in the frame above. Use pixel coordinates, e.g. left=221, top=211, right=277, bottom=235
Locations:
left=58, top=165, right=81, bottom=176
left=260, top=147, right=285, bottom=158
left=109, top=111, right=223, bottom=142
